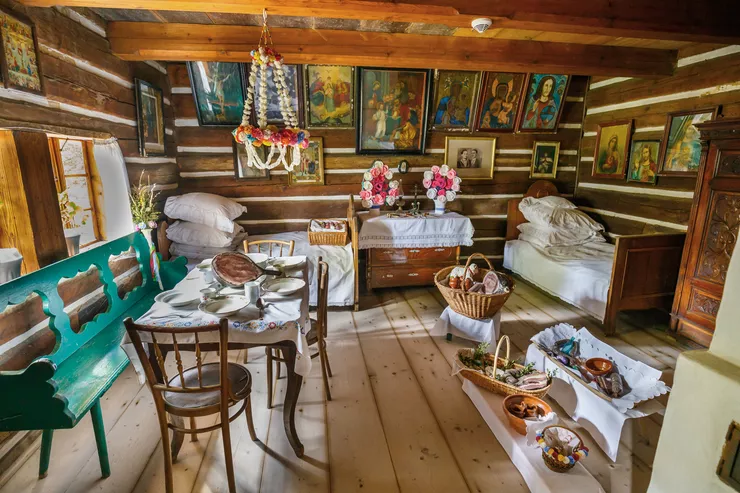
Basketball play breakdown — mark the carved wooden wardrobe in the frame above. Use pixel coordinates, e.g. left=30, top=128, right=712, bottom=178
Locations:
left=671, top=118, right=740, bottom=346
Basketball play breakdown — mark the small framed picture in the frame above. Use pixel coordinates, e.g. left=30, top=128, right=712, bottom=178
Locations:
left=304, top=64, right=354, bottom=128
left=0, top=8, right=43, bottom=95
left=430, top=69, right=481, bottom=132
left=187, top=61, right=246, bottom=126
left=289, top=137, right=324, bottom=186
left=233, top=142, right=271, bottom=180
left=658, top=107, right=718, bottom=176
left=591, top=120, right=633, bottom=179
left=444, top=136, right=496, bottom=180
left=626, top=140, right=661, bottom=185
left=134, top=79, right=165, bottom=157
left=530, top=141, right=560, bottom=179
left=398, top=160, right=409, bottom=174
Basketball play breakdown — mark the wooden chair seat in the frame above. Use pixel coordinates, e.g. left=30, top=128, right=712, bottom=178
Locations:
left=306, top=321, right=318, bottom=346
left=163, top=363, right=252, bottom=414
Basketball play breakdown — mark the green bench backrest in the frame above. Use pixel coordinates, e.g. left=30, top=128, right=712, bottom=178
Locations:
left=0, top=232, right=155, bottom=368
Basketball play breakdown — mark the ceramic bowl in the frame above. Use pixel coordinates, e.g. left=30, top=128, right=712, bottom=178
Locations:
left=585, top=357, right=613, bottom=376
left=245, top=252, right=269, bottom=269
left=154, top=290, right=200, bottom=307
left=502, top=394, right=552, bottom=436
left=198, top=295, right=249, bottom=317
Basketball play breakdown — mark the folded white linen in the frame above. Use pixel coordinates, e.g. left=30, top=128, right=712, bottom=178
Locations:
left=169, top=234, right=246, bottom=260
left=166, top=220, right=245, bottom=248
left=164, top=193, right=246, bottom=233
left=519, top=196, right=604, bottom=233
left=517, top=223, right=605, bottom=248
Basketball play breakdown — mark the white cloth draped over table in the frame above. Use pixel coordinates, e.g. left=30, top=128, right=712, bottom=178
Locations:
left=358, top=212, right=474, bottom=249
left=121, top=256, right=312, bottom=383
left=432, top=306, right=501, bottom=345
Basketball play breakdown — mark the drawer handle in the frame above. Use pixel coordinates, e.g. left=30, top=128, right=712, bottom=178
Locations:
left=434, top=248, right=445, bottom=252
left=385, top=274, right=394, bottom=278
left=408, top=273, right=419, bottom=277
left=409, top=249, right=421, bottom=253
left=382, top=250, right=395, bottom=255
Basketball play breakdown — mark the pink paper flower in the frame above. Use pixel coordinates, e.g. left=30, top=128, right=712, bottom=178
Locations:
left=452, top=183, right=461, bottom=192
left=373, top=194, right=385, bottom=205
left=370, top=167, right=381, bottom=178
left=446, top=178, right=454, bottom=189
left=359, top=190, right=372, bottom=200
left=381, top=165, right=389, bottom=174
left=437, top=189, right=446, bottom=197
left=431, top=165, right=440, bottom=174
left=447, top=169, right=457, bottom=179
left=422, top=178, right=432, bottom=188
left=373, top=182, right=383, bottom=192
left=388, top=188, right=399, bottom=197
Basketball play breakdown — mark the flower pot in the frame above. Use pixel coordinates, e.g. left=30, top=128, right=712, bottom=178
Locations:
left=369, top=205, right=381, bottom=217
left=433, top=199, right=446, bottom=215
left=63, top=229, right=81, bottom=256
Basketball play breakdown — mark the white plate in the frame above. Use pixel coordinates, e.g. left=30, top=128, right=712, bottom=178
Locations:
left=155, top=290, right=200, bottom=307
left=271, top=256, right=305, bottom=270
left=219, top=286, right=244, bottom=296
left=196, top=258, right=213, bottom=270
left=263, top=278, right=306, bottom=296
left=198, top=295, right=250, bottom=317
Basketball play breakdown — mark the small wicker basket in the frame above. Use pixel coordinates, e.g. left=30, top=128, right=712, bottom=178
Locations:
left=456, top=335, right=551, bottom=398
left=537, top=425, right=588, bottom=473
left=435, top=253, right=514, bottom=320
left=307, top=219, right=348, bottom=246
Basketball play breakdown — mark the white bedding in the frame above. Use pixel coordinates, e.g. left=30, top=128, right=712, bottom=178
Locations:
left=247, top=231, right=355, bottom=307
left=503, top=239, right=615, bottom=321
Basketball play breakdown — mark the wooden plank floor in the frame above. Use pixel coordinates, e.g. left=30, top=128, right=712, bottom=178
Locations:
left=0, top=281, right=684, bottom=493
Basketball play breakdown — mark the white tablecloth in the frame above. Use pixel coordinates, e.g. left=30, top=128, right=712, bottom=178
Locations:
left=122, top=256, right=312, bottom=383
left=358, top=211, right=474, bottom=249
left=432, top=306, right=500, bottom=345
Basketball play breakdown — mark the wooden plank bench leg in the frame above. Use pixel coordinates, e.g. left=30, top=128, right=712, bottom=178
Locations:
left=90, top=399, right=111, bottom=478
left=38, top=429, right=53, bottom=479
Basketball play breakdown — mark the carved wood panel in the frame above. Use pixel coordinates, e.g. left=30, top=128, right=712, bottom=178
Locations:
left=696, top=192, right=740, bottom=284
left=688, top=288, right=721, bottom=320
left=717, top=152, right=740, bottom=177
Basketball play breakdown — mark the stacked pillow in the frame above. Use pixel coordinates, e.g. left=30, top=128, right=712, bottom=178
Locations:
left=517, top=196, right=605, bottom=249
left=164, top=193, right=248, bottom=260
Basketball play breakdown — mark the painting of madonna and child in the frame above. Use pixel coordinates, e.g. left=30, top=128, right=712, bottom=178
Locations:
left=518, top=74, right=570, bottom=133
left=357, top=68, right=431, bottom=154
left=430, top=70, right=481, bottom=131
left=474, top=72, right=525, bottom=132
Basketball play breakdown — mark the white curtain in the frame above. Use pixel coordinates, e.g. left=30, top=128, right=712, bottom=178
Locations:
left=92, top=138, right=134, bottom=240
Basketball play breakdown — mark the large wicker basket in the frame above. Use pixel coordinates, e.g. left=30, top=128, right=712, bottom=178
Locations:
left=456, top=335, right=551, bottom=398
left=435, top=252, right=514, bottom=319
left=307, top=219, right=348, bottom=246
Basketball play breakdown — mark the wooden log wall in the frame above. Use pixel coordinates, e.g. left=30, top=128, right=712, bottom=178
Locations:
left=169, top=62, right=588, bottom=261
left=576, top=44, right=740, bottom=236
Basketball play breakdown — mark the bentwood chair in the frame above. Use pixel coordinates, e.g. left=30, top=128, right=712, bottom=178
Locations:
left=123, top=318, right=257, bottom=493
left=266, top=257, right=332, bottom=407
left=244, top=239, right=295, bottom=257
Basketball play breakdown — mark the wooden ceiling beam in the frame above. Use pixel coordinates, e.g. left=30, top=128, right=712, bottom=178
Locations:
left=18, top=0, right=740, bottom=44
left=107, top=22, right=677, bottom=78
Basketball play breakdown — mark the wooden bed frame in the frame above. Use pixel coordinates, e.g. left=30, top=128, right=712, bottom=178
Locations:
left=506, top=181, right=686, bottom=335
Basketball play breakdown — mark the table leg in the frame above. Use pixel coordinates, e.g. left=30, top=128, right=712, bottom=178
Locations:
left=279, top=342, right=305, bottom=457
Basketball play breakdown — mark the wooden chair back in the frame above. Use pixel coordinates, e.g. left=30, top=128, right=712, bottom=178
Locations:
left=316, top=257, right=329, bottom=339
left=505, top=180, right=561, bottom=241
left=244, top=239, right=295, bottom=257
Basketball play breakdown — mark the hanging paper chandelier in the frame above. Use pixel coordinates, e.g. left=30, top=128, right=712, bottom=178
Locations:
left=233, top=11, right=309, bottom=171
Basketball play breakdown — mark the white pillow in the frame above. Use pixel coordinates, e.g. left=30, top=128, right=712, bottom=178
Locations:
left=164, top=193, right=246, bottom=233
left=519, top=197, right=604, bottom=233
left=166, top=221, right=245, bottom=248
left=538, top=196, right=577, bottom=209
left=518, top=223, right=605, bottom=247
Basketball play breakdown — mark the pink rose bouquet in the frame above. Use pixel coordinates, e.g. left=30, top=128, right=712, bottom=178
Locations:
left=360, top=160, right=400, bottom=208
left=423, top=164, right=462, bottom=204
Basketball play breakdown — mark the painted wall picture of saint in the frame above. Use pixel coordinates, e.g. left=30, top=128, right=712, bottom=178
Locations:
left=134, top=79, right=165, bottom=157
left=305, top=65, right=354, bottom=128
left=188, top=62, right=245, bottom=126
left=475, top=72, right=525, bottom=132
left=627, top=140, right=660, bottom=185
left=357, top=67, right=431, bottom=155
left=253, top=64, right=303, bottom=127
left=592, top=120, right=633, bottom=179
left=289, top=137, right=324, bottom=186
left=233, top=141, right=270, bottom=180
left=430, top=70, right=481, bottom=131
left=517, top=74, right=570, bottom=133
left=0, top=8, right=43, bottom=95
left=530, top=141, right=560, bottom=179
left=659, top=108, right=718, bottom=175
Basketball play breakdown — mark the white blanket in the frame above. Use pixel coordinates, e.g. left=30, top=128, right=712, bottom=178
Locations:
left=358, top=211, right=474, bottom=249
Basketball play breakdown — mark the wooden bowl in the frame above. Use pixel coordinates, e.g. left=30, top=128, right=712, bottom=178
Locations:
left=502, top=394, right=552, bottom=436
left=585, top=358, right=613, bottom=376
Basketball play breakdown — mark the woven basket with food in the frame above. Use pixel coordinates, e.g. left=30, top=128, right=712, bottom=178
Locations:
left=307, top=219, right=348, bottom=246
left=435, top=252, right=514, bottom=319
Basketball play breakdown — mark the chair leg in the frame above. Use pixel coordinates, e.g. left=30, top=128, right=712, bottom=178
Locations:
left=265, top=347, right=274, bottom=409
left=38, top=430, right=53, bottom=479
left=245, top=396, right=257, bottom=441
left=156, top=410, right=175, bottom=493
left=242, top=348, right=249, bottom=364
left=275, top=349, right=282, bottom=380
left=323, top=340, right=333, bottom=378
left=189, top=417, right=199, bottom=442
left=221, top=409, right=237, bottom=493
left=319, top=344, right=332, bottom=402
left=90, top=399, right=111, bottom=478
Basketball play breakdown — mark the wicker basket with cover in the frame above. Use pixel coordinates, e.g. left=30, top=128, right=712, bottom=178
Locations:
left=435, top=252, right=514, bottom=319
left=456, top=335, right=551, bottom=398
left=307, top=219, right=348, bottom=246
left=536, top=425, right=589, bottom=473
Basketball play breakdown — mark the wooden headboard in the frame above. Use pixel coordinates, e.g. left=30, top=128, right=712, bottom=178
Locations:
left=505, top=181, right=560, bottom=241
left=157, top=220, right=172, bottom=261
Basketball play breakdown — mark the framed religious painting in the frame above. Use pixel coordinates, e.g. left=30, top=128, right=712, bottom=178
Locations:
left=517, top=74, right=570, bottom=134
left=253, top=63, right=304, bottom=127
left=626, top=140, right=661, bottom=185
left=530, top=141, right=560, bottom=179
left=0, top=7, right=43, bottom=95
left=356, top=67, right=432, bottom=155
left=658, top=107, right=719, bottom=176
left=444, top=136, right=496, bottom=180
left=430, top=70, right=481, bottom=132
left=187, top=61, right=246, bottom=126
left=591, top=120, right=633, bottom=179
left=304, top=65, right=354, bottom=128
left=232, top=141, right=270, bottom=180
left=474, top=72, right=526, bottom=132
left=134, top=79, right=165, bottom=157
left=288, top=137, right=324, bottom=186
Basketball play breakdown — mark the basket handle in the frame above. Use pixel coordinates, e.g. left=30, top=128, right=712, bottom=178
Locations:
left=492, top=334, right=511, bottom=370
left=461, top=252, right=494, bottom=292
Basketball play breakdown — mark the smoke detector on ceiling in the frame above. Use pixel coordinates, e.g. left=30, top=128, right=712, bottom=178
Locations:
left=471, top=18, right=493, bottom=34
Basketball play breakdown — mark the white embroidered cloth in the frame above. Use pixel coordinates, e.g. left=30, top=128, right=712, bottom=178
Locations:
left=358, top=211, right=474, bottom=249
left=121, top=257, right=312, bottom=383
left=432, top=306, right=500, bottom=345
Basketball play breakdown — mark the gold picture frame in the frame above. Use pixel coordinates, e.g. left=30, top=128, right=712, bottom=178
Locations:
left=288, top=137, right=324, bottom=186
left=443, top=136, right=496, bottom=180
left=530, top=141, right=560, bottom=179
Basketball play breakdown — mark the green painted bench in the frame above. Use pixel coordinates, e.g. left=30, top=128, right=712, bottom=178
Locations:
left=0, top=232, right=186, bottom=479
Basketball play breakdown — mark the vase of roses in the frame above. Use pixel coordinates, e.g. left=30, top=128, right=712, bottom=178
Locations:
left=360, top=160, right=400, bottom=216
left=423, top=165, right=461, bottom=215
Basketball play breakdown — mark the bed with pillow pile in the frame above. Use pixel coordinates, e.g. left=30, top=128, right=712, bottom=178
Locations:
left=503, top=181, right=685, bottom=334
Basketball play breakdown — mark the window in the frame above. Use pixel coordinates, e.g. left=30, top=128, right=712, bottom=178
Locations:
left=49, top=138, right=101, bottom=247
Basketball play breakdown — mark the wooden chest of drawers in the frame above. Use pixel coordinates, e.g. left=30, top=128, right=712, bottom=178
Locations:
left=366, top=246, right=459, bottom=290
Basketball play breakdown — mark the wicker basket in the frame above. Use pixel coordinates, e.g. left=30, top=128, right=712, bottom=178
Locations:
left=539, top=425, right=587, bottom=473
left=307, top=219, right=348, bottom=246
left=456, top=335, right=551, bottom=398
left=435, top=253, right=514, bottom=320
